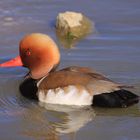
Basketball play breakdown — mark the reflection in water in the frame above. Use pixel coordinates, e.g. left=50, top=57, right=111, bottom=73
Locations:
left=94, top=104, right=140, bottom=117
left=40, top=103, right=96, bottom=134
left=22, top=103, right=95, bottom=140
left=56, top=29, right=79, bottom=49
left=21, top=104, right=58, bottom=140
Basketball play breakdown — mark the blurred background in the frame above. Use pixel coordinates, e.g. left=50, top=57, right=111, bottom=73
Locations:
left=0, top=0, right=140, bottom=140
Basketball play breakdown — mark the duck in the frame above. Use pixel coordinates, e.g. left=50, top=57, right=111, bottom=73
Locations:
left=0, top=33, right=139, bottom=107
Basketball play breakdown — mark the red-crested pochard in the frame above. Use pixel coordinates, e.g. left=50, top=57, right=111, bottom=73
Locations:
left=0, top=33, right=139, bottom=107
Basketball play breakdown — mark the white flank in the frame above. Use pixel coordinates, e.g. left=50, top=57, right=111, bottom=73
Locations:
left=37, top=85, right=93, bottom=106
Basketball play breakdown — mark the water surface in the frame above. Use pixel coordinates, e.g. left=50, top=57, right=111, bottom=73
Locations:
left=0, top=0, right=140, bottom=140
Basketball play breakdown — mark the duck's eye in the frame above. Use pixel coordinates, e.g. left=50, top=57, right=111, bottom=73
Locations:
left=25, top=48, right=31, bottom=56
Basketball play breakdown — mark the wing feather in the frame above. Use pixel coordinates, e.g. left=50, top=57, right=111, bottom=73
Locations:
left=38, top=67, right=122, bottom=95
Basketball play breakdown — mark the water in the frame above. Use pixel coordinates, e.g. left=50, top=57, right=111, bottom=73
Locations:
left=0, top=0, right=140, bottom=140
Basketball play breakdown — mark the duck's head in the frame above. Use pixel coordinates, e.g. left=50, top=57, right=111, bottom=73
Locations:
left=0, top=33, right=60, bottom=79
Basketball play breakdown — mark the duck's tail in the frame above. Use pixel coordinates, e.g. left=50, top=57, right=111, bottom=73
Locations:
left=92, top=89, right=139, bottom=108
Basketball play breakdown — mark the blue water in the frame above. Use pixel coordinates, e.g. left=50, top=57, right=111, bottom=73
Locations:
left=0, top=0, right=140, bottom=140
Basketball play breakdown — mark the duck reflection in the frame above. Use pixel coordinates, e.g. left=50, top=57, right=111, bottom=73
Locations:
left=40, top=103, right=95, bottom=134
left=22, top=103, right=95, bottom=140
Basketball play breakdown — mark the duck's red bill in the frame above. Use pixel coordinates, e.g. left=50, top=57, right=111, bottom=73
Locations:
left=0, top=56, right=23, bottom=67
